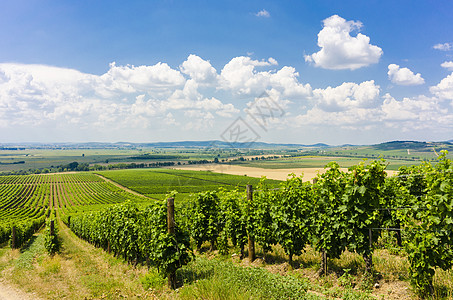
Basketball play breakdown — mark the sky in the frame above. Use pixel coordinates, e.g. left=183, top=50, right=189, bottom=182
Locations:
left=0, top=0, right=453, bottom=145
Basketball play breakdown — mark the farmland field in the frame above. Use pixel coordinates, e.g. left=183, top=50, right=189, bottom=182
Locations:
left=96, top=168, right=282, bottom=199
left=228, top=155, right=422, bottom=170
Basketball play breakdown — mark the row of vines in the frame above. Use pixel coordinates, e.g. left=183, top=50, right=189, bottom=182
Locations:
left=67, top=200, right=192, bottom=283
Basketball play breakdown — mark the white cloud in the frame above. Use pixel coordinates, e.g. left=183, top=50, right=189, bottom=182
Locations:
left=164, top=112, right=178, bottom=126
left=97, top=62, right=186, bottom=96
left=220, top=56, right=273, bottom=95
left=381, top=94, right=439, bottom=121
left=387, top=64, right=425, bottom=86
left=293, top=106, right=380, bottom=127
left=313, top=80, right=380, bottom=111
left=268, top=57, right=278, bottom=65
left=433, top=43, right=453, bottom=51
left=269, top=66, right=312, bottom=98
left=180, top=54, right=218, bottom=83
left=430, top=72, right=453, bottom=100
left=220, top=56, right=311, bottom=98
left=255, top=9, right=270, bottom=18
left=0, top=61, right=238, bottom=131
left=291, top=89, right=453, bottom=133
left=183, top=111, right=215, bottom=130
left=304, top=15, right=383, bottom=70
left=2, top=53, right=453, bottom=143
left=380, top=93, right=453, bottom=131
left=441, top=61, right=453, bottom=71
left=286, top=79, right=382, bottom=130
left=305, top=15, right=383, bottom=70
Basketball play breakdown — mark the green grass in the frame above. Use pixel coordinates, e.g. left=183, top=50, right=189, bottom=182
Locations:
left=14, top=234, right=46, bottom=269
left=176, top=256, right=314, bottom=300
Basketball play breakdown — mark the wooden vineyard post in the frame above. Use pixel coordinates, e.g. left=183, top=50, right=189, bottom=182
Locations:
left=167, top=197, right=176, bottom=289
left=365, top=228, right=373, bottom=274
left=50, top=220, right=55, bottom=236
left=322, top=250, right=327, bottom=275
left=11, top=226, right=16, bottom=249
left=247, top=185, right=255, bottom=262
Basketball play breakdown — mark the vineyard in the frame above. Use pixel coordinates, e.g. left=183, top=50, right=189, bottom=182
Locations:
left=0, top=173, right=145, bottom=247
left=1, top=154, right=453, bottom=299
left=96, top=168, right=281, bottom=199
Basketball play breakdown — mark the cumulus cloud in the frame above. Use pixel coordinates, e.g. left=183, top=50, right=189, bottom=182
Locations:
left=269, top=66, right=312, bottom=98
left=380, top=93, right=453, bottom=131
left=387, top=64, right=425, bottom=86
left=255, top=9, right=270, bottom=18
left=220, top=56, right=311, bottom=98
left=288, top=73, right=453, bottom=134
left=433, top=43, right=453, bottom=51
left=284, top=79, right=382, bottom=130
left=2, top=53, right=453, bottom=142
left=293, top=106, right=380, bottom=127
left=304, top=15, right=383, bottom=70
left=183, top=110, right=215, bottom=130
left=180, top=54, right=218, bottom=83
left=312, top=80, right=380, bottom=111
left=0, top=61, right=238, bottom=131
left=441, top=61, right=453, bottom=71
left=96, top=62, right=186, bottom=97
left=430, top=72, right=453, bottom=100
left=381, top=94, right=439, bottom=121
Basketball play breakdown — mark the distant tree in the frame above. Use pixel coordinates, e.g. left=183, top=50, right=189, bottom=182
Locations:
left=68, top=162, right=79, bottom=171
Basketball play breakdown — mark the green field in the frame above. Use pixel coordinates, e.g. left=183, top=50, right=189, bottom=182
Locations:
left=0, top=147, right=277, bottom=174
left=96, top=168, right=281, bottom=199
left=229, top=155, right=422, bottom=170
left=0, top=148, right=139, bottom=172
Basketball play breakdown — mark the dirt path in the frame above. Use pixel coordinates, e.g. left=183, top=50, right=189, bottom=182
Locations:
left=94, top=173, right=154, bottom=199
left=0, top=280, right=41, bottom=300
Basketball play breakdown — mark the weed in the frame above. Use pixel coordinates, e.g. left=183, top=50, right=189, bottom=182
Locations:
left=140, top=268, right=166, bottom=291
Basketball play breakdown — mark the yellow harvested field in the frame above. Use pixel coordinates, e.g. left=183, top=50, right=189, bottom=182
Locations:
left=167, top=163, right=397, bottom=181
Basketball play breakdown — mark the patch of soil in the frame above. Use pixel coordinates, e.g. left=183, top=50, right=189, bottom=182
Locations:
left=0, top=279, right=42, bottom=300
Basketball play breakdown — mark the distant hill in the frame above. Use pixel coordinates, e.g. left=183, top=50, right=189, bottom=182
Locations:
left=370, top=140, right=453, bottom=152
left=1, top=140, right=451, bottom=151
left=372, top=141, right=428, bottom=150
left=0, top=140, right=330, bottom=150
left=134, top=140, right=330, bottom=149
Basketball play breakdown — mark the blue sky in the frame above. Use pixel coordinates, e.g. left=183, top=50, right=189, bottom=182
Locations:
left=1, top=0, right=452, bottom=145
